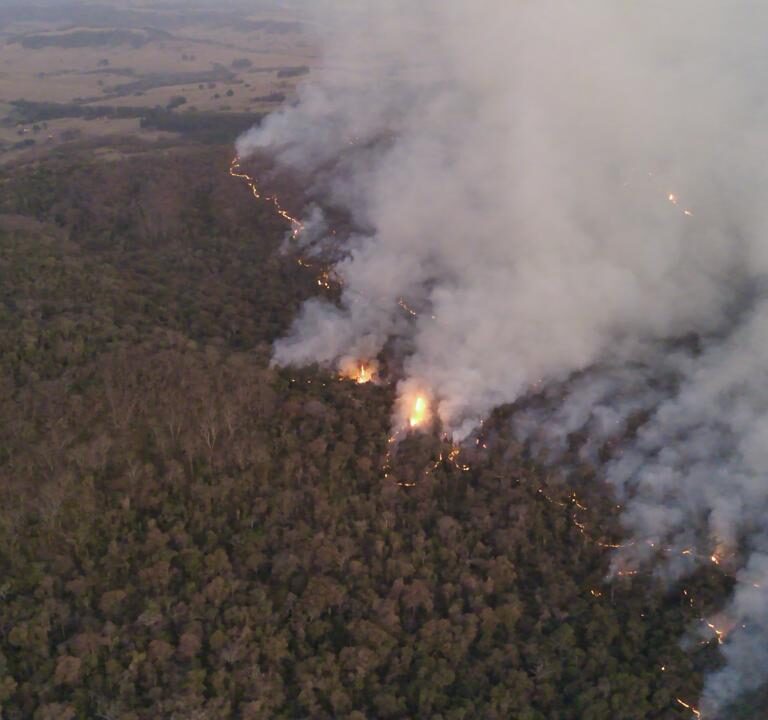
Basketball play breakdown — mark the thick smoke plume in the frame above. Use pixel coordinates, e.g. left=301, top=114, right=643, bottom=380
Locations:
left=237, top=1, right=768, bottom=713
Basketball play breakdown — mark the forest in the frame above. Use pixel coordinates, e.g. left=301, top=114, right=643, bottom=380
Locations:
left=0, top=137, right=750, bottom=719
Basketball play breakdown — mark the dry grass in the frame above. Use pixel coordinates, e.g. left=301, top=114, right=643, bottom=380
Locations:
left=0, top=30, right=315, bottom=109
left=0, top=2, right=318, bottom=161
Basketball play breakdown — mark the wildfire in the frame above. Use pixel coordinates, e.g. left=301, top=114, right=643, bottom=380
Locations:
left=447, top=445, right=471, bottom=472
left=571, top=493, right=588, bottom=511
left=704, top=619, right=727, bottom=645
left=317, top=269, right=334, bottom=291
left=398, top=297, right=419, bottom=318
left=700, top=612, right=735, bottom=646
left=667, top=190, right=694, bottom=217
left=409, top=395, right=429, bottom=429
left=598, top=541, right=629, bottom=549
left=229, top=156, right=304, bottom=239
left=676, top=698, right=702, bottom=718
left=616, top=568, right=639, bottom=577
left=340, top=359, right=378, bottom=385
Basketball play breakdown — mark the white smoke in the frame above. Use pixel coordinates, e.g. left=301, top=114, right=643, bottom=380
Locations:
left=237, top=1, right=768, bottom=713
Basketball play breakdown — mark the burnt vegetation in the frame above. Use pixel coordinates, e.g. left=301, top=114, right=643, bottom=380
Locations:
left=0, top=140, right=746, bottom=719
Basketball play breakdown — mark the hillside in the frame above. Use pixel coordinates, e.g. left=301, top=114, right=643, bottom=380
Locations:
left=0, top=139, right=738, bottom=720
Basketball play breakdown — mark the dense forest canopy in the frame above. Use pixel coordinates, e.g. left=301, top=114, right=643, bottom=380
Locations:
left=0, top=138, right=756, bottom=719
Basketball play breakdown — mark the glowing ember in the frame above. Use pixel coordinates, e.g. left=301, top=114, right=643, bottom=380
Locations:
left=398, top=297, right=419, bottom=318
left=317, top=270, right=334, bottom=291
left=409, top=395, right=429, bottom=428
left=616, top=569, right=639, bottom=577
left=667, top=191, right=694, bottom=217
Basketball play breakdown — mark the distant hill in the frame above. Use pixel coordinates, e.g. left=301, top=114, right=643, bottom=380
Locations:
left=0, top=2, right=302, bottom=33
left=11, top=27, right=172, bottom=50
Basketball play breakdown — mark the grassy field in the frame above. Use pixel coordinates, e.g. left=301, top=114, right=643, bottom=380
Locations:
left=0, top=0, right=317, bottom=161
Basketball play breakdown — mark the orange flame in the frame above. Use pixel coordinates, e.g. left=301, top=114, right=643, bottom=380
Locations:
left=701, top=612, right=735, bottom=646
left=340, top=359, right=377, bottom=385
left=704, top=619, right=726, bottom=645
left=356, top=364, right=373, bottom=384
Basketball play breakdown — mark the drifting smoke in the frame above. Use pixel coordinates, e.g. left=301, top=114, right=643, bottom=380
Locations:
left=237, top=1, right=768, bottom=713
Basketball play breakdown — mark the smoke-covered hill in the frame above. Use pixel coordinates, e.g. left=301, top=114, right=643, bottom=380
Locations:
left=0, top=138, right=753, bottom=719
left=236, top=2, right=768, bottom=714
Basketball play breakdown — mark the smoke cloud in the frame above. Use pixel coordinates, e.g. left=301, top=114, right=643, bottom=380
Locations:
left=237, top=1, right=768, bottom=713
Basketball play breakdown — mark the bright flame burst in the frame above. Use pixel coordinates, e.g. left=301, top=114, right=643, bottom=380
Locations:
left=409, top=395, right=429, bottom=429
left=340, top=359, right=378, bottom=385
